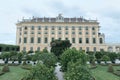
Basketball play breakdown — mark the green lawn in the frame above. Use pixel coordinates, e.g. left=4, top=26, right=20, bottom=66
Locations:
left=0, top=66, right=28, bottom=80
left=91, top=65, right=120, bottom=80
left=0, top=65, right=120, bottom=80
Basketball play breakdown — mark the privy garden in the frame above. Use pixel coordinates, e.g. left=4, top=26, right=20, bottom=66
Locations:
left=0, top=40, right=120, bottom=80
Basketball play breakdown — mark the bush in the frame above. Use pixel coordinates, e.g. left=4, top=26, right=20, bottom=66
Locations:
left=64, top=61, right=93, bottom=80
left=21, top=65, right=32, bottom=70
left=22, top=61, right=27, bottom=65
left=2, top=64, right=10, bottom=72
left=39, top=53, right=57, bottom=68
left=60, top=48, right=83, bottom=71
left=108, top=64, right=114, bottom=73
left=113, top=70, right=120, bottom=76
left=108, top=52, right=117, bottom=63
left=22, top=63, right=58, bottom=80
left=102, top=55, right=110, bottom=64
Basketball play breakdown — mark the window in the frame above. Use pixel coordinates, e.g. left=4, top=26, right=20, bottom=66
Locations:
left=24, top=31, right=27, bottom=34
left=38, top=26, right=41, bottom=30
left=93, top=38, right=96, bottom=44
left=86, top=32, right=88, bottom=35
left=79, top=38, right=82, bottom=43
left=52, top=26, right=55, bottom=30
left=80, top=47, right=82, bottom=50
left=65, top=26, right=68, bottom=30
left=79, top=26, right=82, bottom=30
left=58, top=27, right=61, bottom=30
left=20, top=28, right=22, bottom=31
left=58, top=38, right=61, bottom=40
left=31, top=32, right=34, bottom=34
left=65, top=38, right=68, bottom=40
left=51, top=32, right=54, bottom=34
left=24, top=26, right=27, bottom=30
left=85, top=26, right=88, bottom=30
left=31, top=26, right=34, bottom=30
left=44, top=32, right=48, bottom=34
left=58, top=32, right=61, bottom=34
left=37, top=47, right=40, bottom=51
left=93, top=47, right=96, bottom=52
left=30, top=47, right=33, bottom=51
left=51, top=38, right=54, bottom=41
left=86, top=47, right=89, bottom=52
left=31, top=37, right=34, bottom=43
left=93, top=32, right=95, bottom=35
left=24, top=37, right=27, bottom=43
left=65, top=31, right=68, bottom=34
left=79, top=32, right=82, bottom=35
left=23, top=47, right=26, bottom=51
left=72, top=32, right=75, bottom=34
left=100, top=49, right=104, bottom=51
left=38, top=32, right=41, bottom=34
left=19, top=38, right=21, bottom=43
left=99, top=38, right=103, bottom=44
left=45, top=26, right=48, bottom=30
left=92, top=27, right=95, bottom=30
left=72, top=38, right=75, bottom=43
left=86, top=38, right=89, bottom=43
left=38, top=37, right=41, bottom=43
left=20, top=32, right=22, bottom=35
left=44, top=37, right=48, bottom=43
left=72, top=26, right=75, bottom=30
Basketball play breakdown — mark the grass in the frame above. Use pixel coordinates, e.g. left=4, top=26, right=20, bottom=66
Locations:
left=0, top=66, right=28, bottom=80
left=91, top=65, right=120, bottom=80
left=0, top=65, right=120, bottom=80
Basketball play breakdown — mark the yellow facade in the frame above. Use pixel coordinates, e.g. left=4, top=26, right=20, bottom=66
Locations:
left=16, top=14, right=108, bottom=52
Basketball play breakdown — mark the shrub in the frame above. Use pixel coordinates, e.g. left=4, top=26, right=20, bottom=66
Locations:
left=22, top=61, right=27, bottom=65
left=108, top=52, right=117, bottom=63
left=60, top=48, right=83, bottom=71
left=64, top=61, right=93, bottom=80
left=2, top=64, right=10, bottom=72
left=108, top=64, right=114, bottom=73
left=22, top=63, right=58, bottom=80
left=39, top=53, right=57, bottom=68
left=21, top=65, right=32, bottom=70
left=102, top=55, right=110, bottom=64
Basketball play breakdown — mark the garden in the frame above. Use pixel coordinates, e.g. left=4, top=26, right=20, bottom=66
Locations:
left=0, top=40, right=120, bottom=80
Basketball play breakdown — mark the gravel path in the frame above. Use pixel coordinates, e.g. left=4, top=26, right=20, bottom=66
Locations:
left=54, top=63, right=64, bottom=80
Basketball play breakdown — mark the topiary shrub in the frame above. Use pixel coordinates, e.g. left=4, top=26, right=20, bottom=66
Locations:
left=108, top=64, right=114, bottom=73
left=2, top=64, right=10, bottom=72
left=22, top=61, right=27, bottom=66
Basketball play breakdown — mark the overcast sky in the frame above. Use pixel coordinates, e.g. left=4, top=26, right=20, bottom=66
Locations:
left=0, top=0, right=120, bottom=44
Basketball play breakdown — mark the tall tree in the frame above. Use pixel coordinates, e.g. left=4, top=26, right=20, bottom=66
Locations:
left=50, top=40, right=71, bottom=57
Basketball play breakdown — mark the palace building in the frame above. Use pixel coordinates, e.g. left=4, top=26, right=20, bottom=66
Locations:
left=16, top=14, right=120, bottom=52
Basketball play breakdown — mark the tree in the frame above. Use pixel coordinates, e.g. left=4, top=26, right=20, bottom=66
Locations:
left=64, top=61, right=93, bottom=80
left=17, top=52, right=23, bottom=64
left=39, top=53, right=57, bottom=68
left=32, top=54, right=38, bottom=64
left=10, top=51, right=17, bottom=63
left=95, top=51, right=103, bottom=64
left=87, top=51, right=95, bottom=64
left=22, top=63, right=58, bottom=80
left=102, top=55, right=110, bottom=64
left=25, top=54, right=32, bottom=63
left=117, top=53, right=120, bottom=60
left=60, top=48, right=83, bottom=71
left=1, top=52, right=10, bottom=64
left=51, top=40, right=71, bottom=57
left=108, top=52, right=117, bottom=63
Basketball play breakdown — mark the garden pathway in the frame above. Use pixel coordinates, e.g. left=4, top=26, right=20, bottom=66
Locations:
left=55, top=62, right=64, bottom=80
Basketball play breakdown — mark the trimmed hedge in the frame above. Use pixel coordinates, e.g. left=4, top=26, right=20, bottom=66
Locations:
left=0, top=44, right=19, bottom=52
